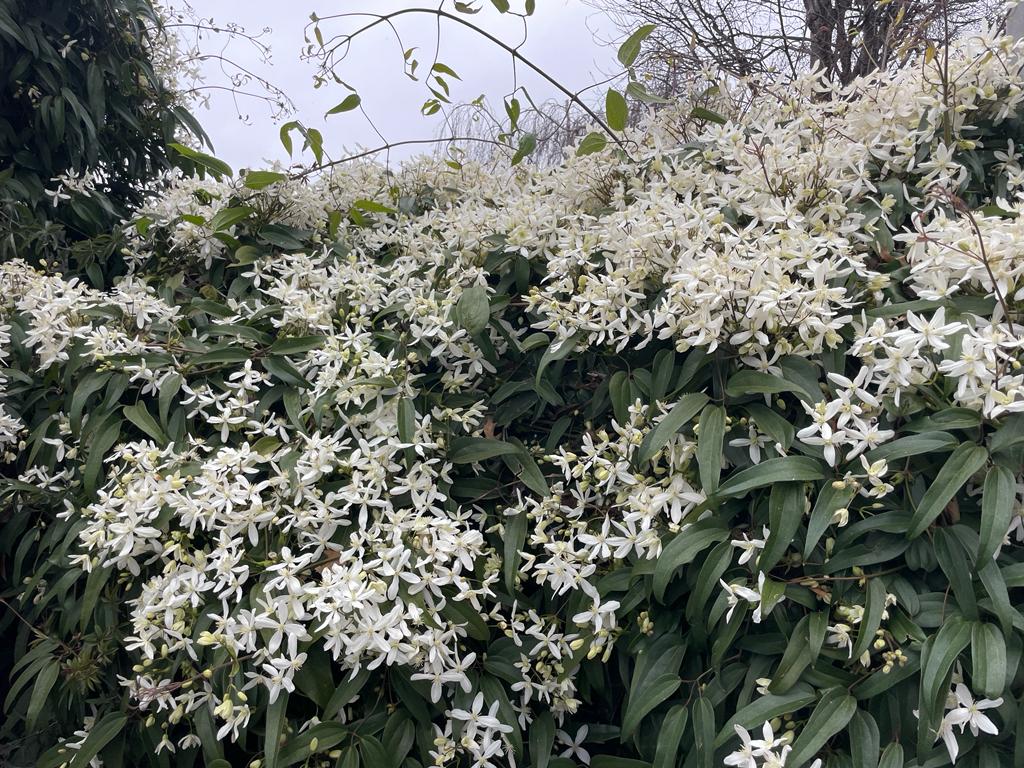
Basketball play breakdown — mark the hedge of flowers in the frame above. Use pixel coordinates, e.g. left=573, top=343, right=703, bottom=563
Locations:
left=4, top=27, right=1024, bottom=768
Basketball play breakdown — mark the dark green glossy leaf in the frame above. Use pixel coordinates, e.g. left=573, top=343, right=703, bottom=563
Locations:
left=906, top=443, right=988, bottom=538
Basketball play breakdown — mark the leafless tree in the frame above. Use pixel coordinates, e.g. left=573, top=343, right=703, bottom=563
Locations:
left=589, top=0, right=1005, bottom=88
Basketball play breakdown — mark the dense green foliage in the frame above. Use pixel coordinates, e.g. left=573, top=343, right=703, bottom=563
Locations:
left=4, top=19, right=1024, bottom=768
left=0, top=0, right=207, bottom=280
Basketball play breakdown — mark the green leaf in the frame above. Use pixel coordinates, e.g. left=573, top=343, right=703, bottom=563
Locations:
left=848, top=710, right=880, bottom=768
left=357, top=736, right=390, bottom=768
left=269, top=335, right=328, bottom=356
left=725, top=369, right=816, bottom=402
left=978, top=464, right=1015, bottom=565
left=501, top=443, right=550, bottom=497
left=168, top=142, right=232, bottom=177
left=26, top=659, right=59, bottom=731
left=689, top=106, right=727, bottom=124
left=79, top=566, right=111, bottom=631
left=324, top=668, right=370, bottom=720
left=158, top=372, right=182, bottom=427
left=123, top=403, right=167, bottom=450
left=758, top=576, right=787, bottom=621
left=906, top=443, right=988, bottom=538
left=686, top=540, right=733, bottom=625
left=511, top=133, right=537, bottom=166
left=455, top=285, right=490, bottom=334
left=988, top=412, right=1024, bottom=454
left=397, top=397, right=416, bottom=446
left=441, top=596, right=489, bottom=641
left=505, top=97, right=522, bottom=128
left=605, top=89, right=628, bottom=131
left=243, top=170, right=288, bottom=189
left=191, top=705, right=223, bottom=763
left=609, top=371, right=632, bottom=425
left=714, top=685, right=817, bottom=747
left=192, top=345, right=251, bottom=366
left=769, top=615, right=810, bottom=694
left=279, top=722, right=349, bottom=766
left=84, top=415, right=123, bottom=494
left=263, top=356, right=309, bottom=388
left=696, top=404, right=726, bottom=494
left=861, top=430, right=958, bottom=463
left=878, top=743, right=904, bottom=768
left=934, top=527, right=978, bottom=620
left=904, top=407, right=982, bottom=433
left=70, top=371, right=111, bottom=433
left=68, top=713, right=127, bottom=768
left=743, top=403, right=795, bottom=450
left=432, top=62, right=461, bottom=79
left=209, top=205, right=253, bottom=232
left=260, top=224, right=307, bottom=250
left=626, top=80, right=673, bottom=104
left=635, top=393, right=709, bottom=466
left=233, top=245, right=264, bottom=265
left=692, top=697, right=715, bottom=768
left=653, top=705, right=689, bottom=768
left=490, top=0, right=510, bottom=11
left=761, top=482, right=805, bottom=572
left=979, top=560, right=1015, bottom=634
left=917, top=617, right=972, bottom=755
left=504, top=510, right=527, bottom=592
left=576, top=131, right=608, bottom=156
left=265, top=692, right=288, bottom=768
left=808, top=611, right=828, bottom=665
left=293, top=648, right=334, bottom=708
left=622, top=673, right=681, bottom=741
left=785, top=689, right=858, bottom=768
left=850, top=577, right=887, bottom=662
left=530, top=709, right=555, bottom=768
left=280, top=122, right=299, bottom=155
left=655, top=524, right=729, bottom=606
left=449, top=437, right=519, bottom=463
left=535, top=332, right=584, bottom=385
left=326, top=94, right=361, bottom=115
left=854, top=657, right=923, bottom=699
left=351, top=198, right=397, bottom=215
left=971, top=622, right=1006, bottom=699
left=617, top=24, right=656, bottom=67
left=382, top=711, right=415, bottom=765
left=714, top=457, right=826, bottom=502
left=803, top=481, right=856, bottom=559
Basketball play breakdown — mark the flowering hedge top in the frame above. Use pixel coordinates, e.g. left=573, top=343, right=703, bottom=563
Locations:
left=3, top=28, right=1024, bottom=768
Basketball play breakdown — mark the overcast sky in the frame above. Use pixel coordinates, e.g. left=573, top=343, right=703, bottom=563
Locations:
left=186, top=1, right=620, bottom=169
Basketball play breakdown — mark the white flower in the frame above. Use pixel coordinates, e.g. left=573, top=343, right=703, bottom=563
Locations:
left=947, top=683, right=1002, bottom=737
left=556, top=725, right=591, bottom=765
left=935, top=710, right=962, bottom=764
left=720, top=579, right=761, bottom=623
left=724, top=722, right=784, bottom=768
left=730, top=527, right=767, bottom=565
left=826, top=623, right=854, bottom=657
left=729, top=425, right=772, bottom=463
left=448, top=692, right=514, bottom=738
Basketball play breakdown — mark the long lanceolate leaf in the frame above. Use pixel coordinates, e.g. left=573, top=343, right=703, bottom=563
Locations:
left=906, top=444, right=988, bottom=539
